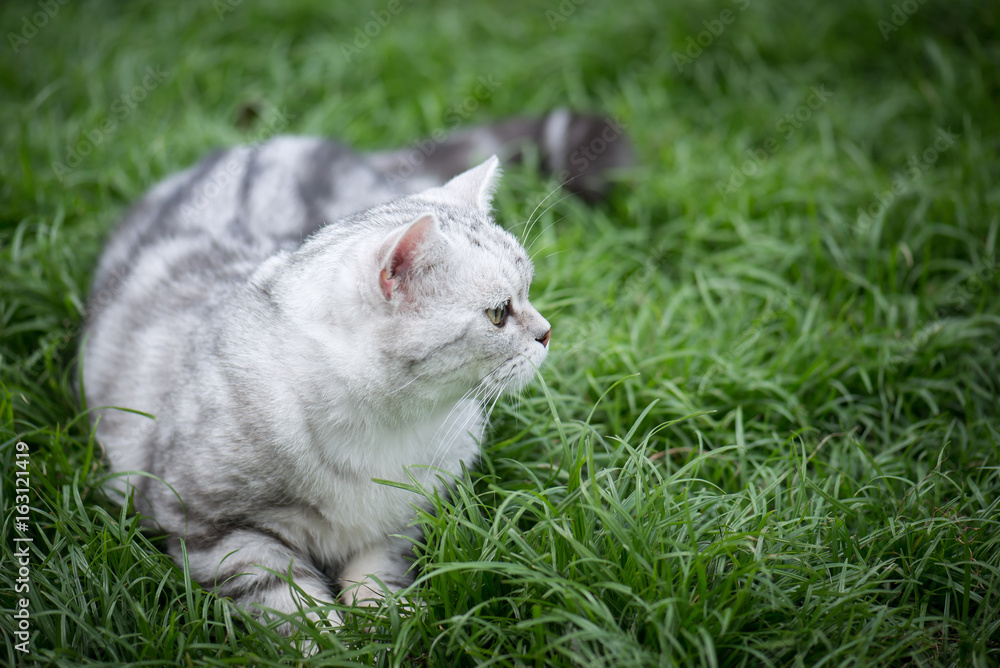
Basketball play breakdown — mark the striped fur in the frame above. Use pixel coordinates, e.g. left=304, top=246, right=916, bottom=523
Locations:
left=81, top=112, right=630, bottom=633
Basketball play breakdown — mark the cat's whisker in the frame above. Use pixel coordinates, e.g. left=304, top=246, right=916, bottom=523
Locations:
left=485, top=381, right=511, bottom=422
left=512, top=388, right=525, bottom=418
left=527, top=224, right=574, bottom=262
left=423, top=369, right=503, bottom=471
left=386, top=373, right=422, bottom=396
left=523, top=191, right=576, bottom=251
left=525, top=215, right=568, bottom=259
left=426, top=384, right=495, bottom=473
left=520, top=171, right=587, bottom=245
left=428, top=407, right=481, bottom=472
left=427, top=385, right=482, bottom=446
left=520, top=180, right=567, bottom=244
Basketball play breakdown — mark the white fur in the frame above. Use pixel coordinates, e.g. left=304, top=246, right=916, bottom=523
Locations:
left=84, top=151, right=551, bottom=636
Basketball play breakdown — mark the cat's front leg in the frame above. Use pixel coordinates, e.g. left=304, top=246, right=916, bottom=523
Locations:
left=339, top=533, right=419, bottom=607
left=178, top=528, right=341, bottom=634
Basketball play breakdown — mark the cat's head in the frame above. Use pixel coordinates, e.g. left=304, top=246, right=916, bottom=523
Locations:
left=299, top=157, right=551, bottom=413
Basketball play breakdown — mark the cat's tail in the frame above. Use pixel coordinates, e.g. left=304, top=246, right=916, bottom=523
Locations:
left=368, top=109, right=633, bottom=203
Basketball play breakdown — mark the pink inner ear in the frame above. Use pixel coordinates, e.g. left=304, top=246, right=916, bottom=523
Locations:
left=379, top=268, right=395, bottom=301
left=380, top=214, right=436, bottom=300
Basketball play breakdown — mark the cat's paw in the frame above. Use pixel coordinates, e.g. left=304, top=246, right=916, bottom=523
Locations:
left=291, top=611, right=341, bottom=658
left=339, top=581, right=421, bottom=633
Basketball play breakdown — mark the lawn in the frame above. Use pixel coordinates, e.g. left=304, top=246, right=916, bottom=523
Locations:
left=2, top=0, right=999, bottom=665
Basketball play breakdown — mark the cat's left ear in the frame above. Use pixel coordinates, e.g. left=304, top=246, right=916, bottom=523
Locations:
left=379, top=213, right=442, bottom=301
left=422, top=155, right=502, bottom=212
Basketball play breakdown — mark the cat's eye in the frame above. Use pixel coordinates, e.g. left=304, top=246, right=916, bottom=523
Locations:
left=486, top=300, right=510, bottom=327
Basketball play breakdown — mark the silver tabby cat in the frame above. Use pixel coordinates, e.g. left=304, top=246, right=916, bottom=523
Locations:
left=82, top=110, right=630, bottom=630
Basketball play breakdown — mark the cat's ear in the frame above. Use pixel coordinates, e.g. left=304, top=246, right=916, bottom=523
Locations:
left=422, top=155, right=502, bottom=211
left=379, top=214, right=441, bottom=301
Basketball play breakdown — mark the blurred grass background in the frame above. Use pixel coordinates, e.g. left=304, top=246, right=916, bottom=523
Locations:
left=1, top=0, right=999, bottom=665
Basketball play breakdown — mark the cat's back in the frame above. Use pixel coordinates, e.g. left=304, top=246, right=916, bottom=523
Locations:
left=88, top=136, right=390, bottom=319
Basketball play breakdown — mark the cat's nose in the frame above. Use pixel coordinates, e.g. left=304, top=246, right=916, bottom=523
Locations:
left=536, top=328, right=551, bottom=347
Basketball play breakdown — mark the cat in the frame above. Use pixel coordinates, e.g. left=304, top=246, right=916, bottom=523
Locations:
left=80, top=109, right=631, bottom=633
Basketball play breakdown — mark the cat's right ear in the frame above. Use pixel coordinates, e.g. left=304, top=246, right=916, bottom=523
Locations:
left=378, top=214, right=441, bottom=301
left=421, top=155, right=502, bottom=212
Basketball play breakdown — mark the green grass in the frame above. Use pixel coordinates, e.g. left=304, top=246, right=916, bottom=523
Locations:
left=2, top=0, right=999, bottom=665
